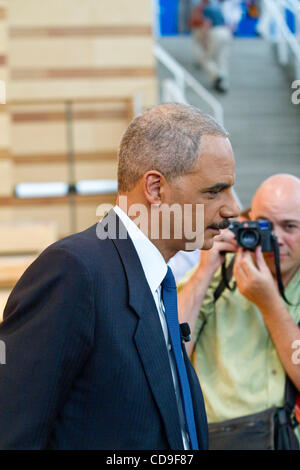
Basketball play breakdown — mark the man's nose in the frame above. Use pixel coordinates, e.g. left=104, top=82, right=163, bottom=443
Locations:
left=272, top=226, right=285, bottom=245
left=220, top=190, right=241, bottom=219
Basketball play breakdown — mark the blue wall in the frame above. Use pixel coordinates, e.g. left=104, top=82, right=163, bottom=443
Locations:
left=159, top=0, right=179, bottom=36
left=285, top=8, right=296, bottom=34
left=158, top=0, right=297, bottom=37
left=158, top=0, right=297, bottom=38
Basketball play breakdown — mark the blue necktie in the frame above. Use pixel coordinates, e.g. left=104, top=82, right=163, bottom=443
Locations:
left=161, top=266, right=199, bottom=450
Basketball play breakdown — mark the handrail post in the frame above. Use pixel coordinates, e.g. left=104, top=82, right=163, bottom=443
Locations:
left=133, top=91, right=143, bottom=117
left=277, top=3, right=289, bottom=65
left=264, top=0, right=300, bottom=78
left=277, top=31, right=289, bottom=65
left=175, top=69, right=186, bottom=102
left=154, top=44, right=224, bottom=125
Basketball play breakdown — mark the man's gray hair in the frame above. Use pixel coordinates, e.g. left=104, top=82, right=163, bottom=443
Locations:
left=118, top=103, right=228, bottom=192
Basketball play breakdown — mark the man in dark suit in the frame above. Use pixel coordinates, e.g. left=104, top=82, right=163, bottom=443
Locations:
left=0, top=103, right=240, bottom=449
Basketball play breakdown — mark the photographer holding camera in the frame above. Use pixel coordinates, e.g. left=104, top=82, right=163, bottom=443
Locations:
left=178, top=173, right=300, bottom=449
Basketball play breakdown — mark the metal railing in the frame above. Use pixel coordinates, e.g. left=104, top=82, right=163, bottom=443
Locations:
left=154, top=44, right=224, bottom=126
left=262, top=0, right=300, bottom=78
left=280, top=0, right=300, bottom=21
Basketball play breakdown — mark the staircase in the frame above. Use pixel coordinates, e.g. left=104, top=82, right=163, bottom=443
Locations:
left=157, top=36, right=300, bottom=208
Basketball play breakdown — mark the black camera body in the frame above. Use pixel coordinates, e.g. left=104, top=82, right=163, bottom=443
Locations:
left=229, top=220, right=274, bottom=252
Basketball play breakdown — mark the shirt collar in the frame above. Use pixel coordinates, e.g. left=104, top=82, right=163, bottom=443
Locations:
left=113, top=205, right=167, bottom=294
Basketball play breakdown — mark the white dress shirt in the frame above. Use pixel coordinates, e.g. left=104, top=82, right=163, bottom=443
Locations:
left=113, top=205, right=190, bottom=449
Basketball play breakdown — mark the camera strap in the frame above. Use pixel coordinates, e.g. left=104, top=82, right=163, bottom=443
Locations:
left=215, top=256, right=236, bottom=302
left=271, top=234, right=292, bottom=306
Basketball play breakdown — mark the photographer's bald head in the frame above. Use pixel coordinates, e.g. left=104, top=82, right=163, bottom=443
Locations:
left=249, top=173, right=300, bottom=285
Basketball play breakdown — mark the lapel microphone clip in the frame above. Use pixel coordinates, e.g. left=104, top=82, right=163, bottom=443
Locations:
left=180, top=323, right=191, bottom=343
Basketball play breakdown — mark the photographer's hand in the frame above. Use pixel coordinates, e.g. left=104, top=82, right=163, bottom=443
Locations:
left=234, top=246, right=300, bottom=391
left=200, top=228, right=238, bottom=277
left=233, top=246, right=279, bottom=308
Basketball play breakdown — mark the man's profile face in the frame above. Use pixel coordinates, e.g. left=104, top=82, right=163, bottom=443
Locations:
left=251, top=193, right=300, bottom=280
left=164, top=135, right=240, bottom=251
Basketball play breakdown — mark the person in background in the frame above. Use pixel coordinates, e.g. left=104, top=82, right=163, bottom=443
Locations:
left=190, top=0, right=232, bottom=93
left=178, top=174, right=300, bottom=449
left=178, top=0, right=199, bottom=33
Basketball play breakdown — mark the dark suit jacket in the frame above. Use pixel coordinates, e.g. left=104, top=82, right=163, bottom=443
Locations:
left=0, top=210, right=208, bottom=449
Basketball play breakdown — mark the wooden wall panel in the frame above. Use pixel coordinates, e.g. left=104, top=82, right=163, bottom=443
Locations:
left=0, top=255, right=36, bottom=287
left=8, top=0, right=152, bottom=26
left=0, top=66, right=6, bottom=82
left=0, top=114, right=10, bottom=148
left=0, top=5, right=8, bottom=56
left=14, top=162, right=68, bottom=183
left=10, top=37, right=154, bottom=68
left=14, top=160, right=118, bottom=184
left=7, top=0, right=157, bottom=109
left=0, top=2, right=12, bottom=195
left=0, top=30, right=6, bottom=54
left=9, top=78, right=157, bottom=107
left=2, top=0, right=156, bottom=234
left=73, top=120, right=127, bottom=153
left=11, top=105, right=129, bottom=156
left=11, top=119, right=127, bottom=155
left=11, top=122, right=67, bottom=155
left=0, top=207, right=13, bottom=222
left=0, top=289, right=10, bottom=321
left=12, top=205, right=71, bottom=236
left=9, top=98, right=126, bottom=185
left=11, top=67, right=154, bottom=80
left=0, top=1, right=12, bottom=196
left=76, top=203, right=114, bottom=233
left=0, top=160, right=12, bottom=195
left=0, top=220, right=57, bottom=254
left=10, top=25, right=152, bottom=38
left=0, top=193, right=117, bottom=236
left=0, top=6, right=6, bottom=20
left=74, top=160, right=118, bottom=181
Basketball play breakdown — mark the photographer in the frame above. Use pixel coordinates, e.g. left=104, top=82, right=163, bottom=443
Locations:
left=178, top=174, right=300, bottom=449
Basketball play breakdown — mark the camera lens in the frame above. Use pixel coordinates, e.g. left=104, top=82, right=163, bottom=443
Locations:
left=240, top=229, right=260, bottom=249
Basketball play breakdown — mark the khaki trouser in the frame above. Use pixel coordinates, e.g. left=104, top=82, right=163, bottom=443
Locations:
left=192, top=25, right=232, bottom=82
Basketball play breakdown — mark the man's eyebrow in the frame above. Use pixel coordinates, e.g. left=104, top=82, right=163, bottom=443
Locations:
left=281, top=219, right=300, bottom=224
left=202, top=183, right=231, bottom=192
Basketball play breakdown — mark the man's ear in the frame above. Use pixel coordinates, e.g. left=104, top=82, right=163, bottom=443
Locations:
left=143, top=171, right=164, bottom=206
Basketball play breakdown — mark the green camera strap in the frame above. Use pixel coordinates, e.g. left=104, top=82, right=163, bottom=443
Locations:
left=271, top=234, right=293, bottom=306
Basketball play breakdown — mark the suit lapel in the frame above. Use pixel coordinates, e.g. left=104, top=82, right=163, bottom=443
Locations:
left=103, top=209, right=184, bottom=449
